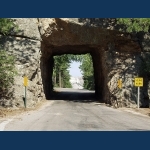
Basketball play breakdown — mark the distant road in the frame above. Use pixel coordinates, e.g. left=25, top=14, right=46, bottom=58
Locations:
left=1, top=88, right=150, bottom=131
left=54, top=88, right=94, bottom=92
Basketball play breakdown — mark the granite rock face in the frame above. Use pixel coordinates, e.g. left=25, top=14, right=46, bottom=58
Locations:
left=0, top=18, right=149, bottom=108
left=0, top=19, right=43, bottom=108
left=12, top=18, right=41, bottom=40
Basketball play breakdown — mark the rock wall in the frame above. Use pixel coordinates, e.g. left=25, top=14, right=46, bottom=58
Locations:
left=39, top=18, right=141, bottom=107
left=0, top=19, right=44, bottom=108
left=0, top=18, right=149, bottom=108
left=137, top=32, right=150, bottom=107
left=106, top=49, right=141, bottom=107
left=62, top=18, right=150, bottom=107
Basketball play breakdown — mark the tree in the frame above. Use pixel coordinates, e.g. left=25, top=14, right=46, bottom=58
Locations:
left=53, top=53, right=95, bottom=90
left=0, top=50, right=17, bottom=97
left=79, top=54, right=94, bottom=90
left=53, top=54, right=84, bottom=88
left=0, top=18, right=17, bottom=98
left=53, top=54, right=72, bottom=88
left=0, top=18, right=16, bottom=35
left=117, top=18, right=150, bottom=33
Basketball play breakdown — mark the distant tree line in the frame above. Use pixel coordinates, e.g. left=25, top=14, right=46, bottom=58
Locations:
left=53, top=53, right=95, bottom=90
left=53, top=54, right=72, bottom=88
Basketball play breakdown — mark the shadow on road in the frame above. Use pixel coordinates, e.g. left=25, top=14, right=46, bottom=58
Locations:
left=49, top=90, right=98, bottom=103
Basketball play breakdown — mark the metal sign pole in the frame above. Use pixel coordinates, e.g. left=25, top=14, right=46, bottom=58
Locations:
left=25, top=86, right=27, bottom=108
left=137, top=86, right=140, bottom=109
left=135, top=77, right=143, bottom=109
left=23, top=76, right=28, bottom=108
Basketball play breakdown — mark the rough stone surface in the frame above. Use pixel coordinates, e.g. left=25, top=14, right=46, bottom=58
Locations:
left=0, top=18, right=149, bottom=108
left=39, top=18, right=141, bottom=108
left=135, top=32, right=150, bottom=107
left=39, top=18, right=140, bottom=53
left=1, top=36, right=43, bottom=107
left=11, top=18, right=41, bottom=40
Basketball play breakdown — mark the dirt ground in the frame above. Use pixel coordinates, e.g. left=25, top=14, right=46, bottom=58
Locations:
left=0, top=99, right=49, bottom=118
left=118, top=107, right=150, bottom=117
left=0, top=100, right=150, bottom=119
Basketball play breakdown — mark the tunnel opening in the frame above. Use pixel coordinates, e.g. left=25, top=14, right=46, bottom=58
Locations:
left=40, top=45, right=107, bottom=103
left=50, top=53, right=96, bottom=102
left=52, top=53, right=95, bottom=90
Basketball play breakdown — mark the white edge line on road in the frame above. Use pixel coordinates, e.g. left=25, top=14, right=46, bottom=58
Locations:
left=0, top=119, right=13, bottom=131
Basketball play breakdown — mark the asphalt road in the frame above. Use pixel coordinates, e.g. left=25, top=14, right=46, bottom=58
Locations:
left=1, top=88, right=150, bottom=131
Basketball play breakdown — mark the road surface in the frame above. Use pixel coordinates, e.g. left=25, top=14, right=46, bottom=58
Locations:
left=1, top=88, right=150, bottom=131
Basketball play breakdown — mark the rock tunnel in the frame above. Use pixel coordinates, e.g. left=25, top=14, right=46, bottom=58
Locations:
left=1, top=18, right=144, bottom=108
left=40, top=45, right=107, bottom=102
left=39, top=18, right=141, bottom=105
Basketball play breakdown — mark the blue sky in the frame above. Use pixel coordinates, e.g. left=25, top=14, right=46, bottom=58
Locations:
left=69, top=61, right=82, bottom=77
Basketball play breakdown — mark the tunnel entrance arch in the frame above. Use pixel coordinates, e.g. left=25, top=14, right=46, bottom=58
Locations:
left=39, top=18, right=141, bottom=106
left=40, top=45, right=107, bottom=103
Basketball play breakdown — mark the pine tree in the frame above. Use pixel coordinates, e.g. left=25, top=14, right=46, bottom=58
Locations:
left=0, top=18, right=16, bottom=35
left=117, top=18, right=150, bottom=33
left=53, top=54, right=72, bottom=88
left=0, top=18, right=17, bottom=98
left=79, top=54, right=94, bottom=90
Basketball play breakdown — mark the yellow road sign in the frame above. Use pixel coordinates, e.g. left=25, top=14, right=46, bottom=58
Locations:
left=134, top=77, right=143, bottom=87
left=23, top=76, right=28, bottom=86
left=117, top=79, right=122, bottom=89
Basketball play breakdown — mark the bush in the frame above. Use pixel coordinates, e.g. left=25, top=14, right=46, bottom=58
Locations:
left=0, top=50, right=17, bottom=98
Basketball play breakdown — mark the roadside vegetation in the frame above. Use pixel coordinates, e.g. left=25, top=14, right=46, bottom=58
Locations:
left=117, top=18, right=150, bottom=33
left=0, top=18, right=17, bottom=99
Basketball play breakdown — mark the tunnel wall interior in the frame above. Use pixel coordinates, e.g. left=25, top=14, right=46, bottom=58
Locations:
left=40, top=45, right=106, bottom=102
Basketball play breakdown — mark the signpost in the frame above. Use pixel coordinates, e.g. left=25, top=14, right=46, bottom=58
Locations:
left=134, top=77, right=143, bottom=109
left=23, top=76, right=28, bottom=108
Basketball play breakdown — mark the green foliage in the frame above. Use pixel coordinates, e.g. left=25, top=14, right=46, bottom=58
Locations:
left=0, top=18, right=16, bottom=35
left=117, top=18, right=150, bottom=33
left=0, top=18, right=17, bottom=98
left=53, top=53, right=94, bottom=90
left=53, top=54, right=72, bottom=88
left=79, top=54, right=94, bottom=90
left=61, top=69, right=72, bottom=88
left=0, top=50, right=17, bottom=97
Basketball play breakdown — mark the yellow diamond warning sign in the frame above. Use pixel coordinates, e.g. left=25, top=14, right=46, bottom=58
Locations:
left=134, top=78, right=143, bottom=87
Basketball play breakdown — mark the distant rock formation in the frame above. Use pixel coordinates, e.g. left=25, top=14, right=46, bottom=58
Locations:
left=70, top=76, right=84, bottom=89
